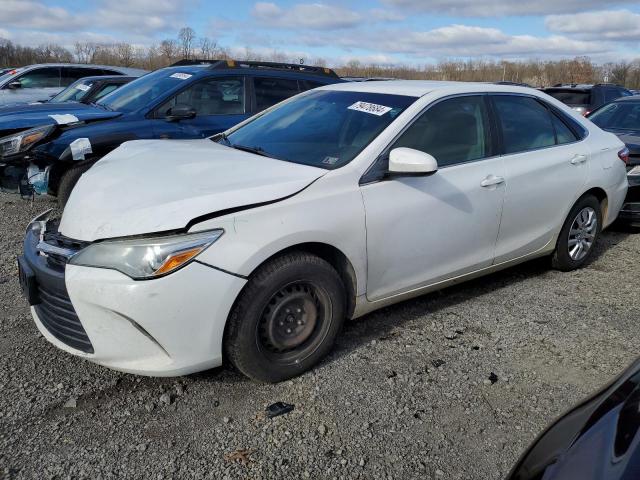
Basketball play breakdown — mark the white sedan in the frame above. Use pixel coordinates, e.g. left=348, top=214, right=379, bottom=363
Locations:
left=19, top=81, right=628, bottom=382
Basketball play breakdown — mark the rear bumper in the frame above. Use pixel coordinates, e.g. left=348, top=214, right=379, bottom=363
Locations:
left=22, top=226, right=247, bottom=376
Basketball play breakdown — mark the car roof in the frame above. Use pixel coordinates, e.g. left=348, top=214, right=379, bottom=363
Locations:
left=318, top=80, right=542, bottom=98
left=74, top=75, right=136, bottom=82
left=11, top=63, right=146, bottom=76
left=613, top=95, right=640, bottom=103
left=161, top=64, right=338, bottom=82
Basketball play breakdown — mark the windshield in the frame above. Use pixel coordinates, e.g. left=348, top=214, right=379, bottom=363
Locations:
left=222, top=90, right=416, bottom=169
left=50, top=79, right=93, bottom=103
left=589, top=102, right=640, bottom=132
left=97, top=69, right=193, bottom=113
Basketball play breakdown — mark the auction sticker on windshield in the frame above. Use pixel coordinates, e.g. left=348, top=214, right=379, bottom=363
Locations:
left=170, top=73, right=192, bottom=80
left=75, top=84, right=91, bottom=92
left=348, top=101, right=392, bottom=116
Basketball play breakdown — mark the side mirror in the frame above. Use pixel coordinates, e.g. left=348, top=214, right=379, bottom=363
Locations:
left=7, top=81, right=22, bottom=90
left=388, top=147, right=438, bottom=176
left=165, top=104, right=196, bottom=122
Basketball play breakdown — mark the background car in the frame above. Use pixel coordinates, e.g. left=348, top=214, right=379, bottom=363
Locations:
left=0, top=63, right=146, bottom=106
left=45, top=75, right=136, bottom=105
left=588, top=96, right=640, bottom=226
left=0, top=59, right=343, bottom=204
left=543, top=83, right=633, bottom=115
left=507, top=357, right=640, bottom=480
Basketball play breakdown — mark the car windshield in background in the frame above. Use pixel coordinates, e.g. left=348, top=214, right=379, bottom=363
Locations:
left=97, top=69, right=191, bottom=113
left=589, top=102, right=640, bottom=132
left=546, top=90, right=590, bottom=105
left=50, top=79, right=93, bottom=103
left=222, top=90, right=416, bottom=169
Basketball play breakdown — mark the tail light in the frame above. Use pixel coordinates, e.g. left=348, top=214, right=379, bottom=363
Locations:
left=618, top=147, right=630, bottom=165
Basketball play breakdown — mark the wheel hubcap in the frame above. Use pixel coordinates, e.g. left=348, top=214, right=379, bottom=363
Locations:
left=568, top=206, right=597, bottom=261
left=259, top=283, right=321, bottom=353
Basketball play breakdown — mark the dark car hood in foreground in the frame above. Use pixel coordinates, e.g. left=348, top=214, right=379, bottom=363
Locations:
left=0, top=103, right=121, bottom=135
left=508, top=358, right=640, bottom=480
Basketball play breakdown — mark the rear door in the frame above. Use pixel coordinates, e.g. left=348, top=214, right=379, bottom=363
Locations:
left=152, top=75, right=249, bottom=138
left=490, top=94, right=589, bottom=263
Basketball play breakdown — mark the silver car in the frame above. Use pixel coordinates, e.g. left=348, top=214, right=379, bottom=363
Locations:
left=0, top=63, right=146, bottom=106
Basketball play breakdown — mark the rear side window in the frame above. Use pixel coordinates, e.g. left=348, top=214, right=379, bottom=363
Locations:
left=14, top=67, right=61, bottom=88
left=493, top=96, right=556, bottom=154
left=550, top=113, right=579, bottom=145
left=60, top=67, right=101, bottom=87
left=254, top=77, right=300, bottom=111
left=392, top=95, right=492, bottom=167
left=546, top=90, right=590, bottom=106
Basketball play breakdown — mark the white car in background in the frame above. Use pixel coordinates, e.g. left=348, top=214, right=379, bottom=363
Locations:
left=19, top=81, right=628, bottom=382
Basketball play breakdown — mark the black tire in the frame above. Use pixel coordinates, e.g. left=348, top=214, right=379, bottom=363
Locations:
left=225, top=252, right=346, bottom=383
left=56, top=162, right=95, bottom=208
left=551, top=194, right=602, bottom=271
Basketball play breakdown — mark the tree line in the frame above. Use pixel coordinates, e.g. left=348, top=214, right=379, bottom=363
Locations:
left=1, top=27, right=639, bottom=89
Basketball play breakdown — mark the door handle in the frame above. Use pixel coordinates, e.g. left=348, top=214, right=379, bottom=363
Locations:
left=480, top=175, right=505, bottom=187
left=570, top=154, right=587, bottom=165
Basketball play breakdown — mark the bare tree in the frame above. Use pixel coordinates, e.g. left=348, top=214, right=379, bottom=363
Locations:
left=178, top=27, right=196, bottom=60
left=74, top=42, right=99, bottom=63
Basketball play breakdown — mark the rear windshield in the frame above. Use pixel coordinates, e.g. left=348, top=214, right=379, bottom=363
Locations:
left=589, top=102, right=640, bottom=131
left=222, top=90, right=416, bottom=169
left=545, top=90, right=590, bottom=106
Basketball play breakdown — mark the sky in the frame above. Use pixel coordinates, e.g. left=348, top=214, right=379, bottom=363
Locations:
left=1, top=0, right=639, bottom=66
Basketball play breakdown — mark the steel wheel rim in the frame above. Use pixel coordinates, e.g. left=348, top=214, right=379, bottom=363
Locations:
left=568, top=206, right=597, bottom=261
left=257, top=281, right=332, bottom=364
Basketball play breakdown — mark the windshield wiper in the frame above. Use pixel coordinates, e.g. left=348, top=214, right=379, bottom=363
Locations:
left=230, top=144, right=277, bottom=159
left=91, top=102, right=113, bottom=111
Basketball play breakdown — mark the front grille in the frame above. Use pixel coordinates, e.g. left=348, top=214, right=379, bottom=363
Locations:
left=35, top=284, right=94, bottom=354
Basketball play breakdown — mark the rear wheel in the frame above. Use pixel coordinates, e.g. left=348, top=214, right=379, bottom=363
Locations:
left=56, top=162, right=95, bottom=208
left=224, top=252, right=346, bottom=383
left=552, top=195, right=602, bottom=271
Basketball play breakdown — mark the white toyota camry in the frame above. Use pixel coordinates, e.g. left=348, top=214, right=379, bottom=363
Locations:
left=19, top=81, right=628, bottom=382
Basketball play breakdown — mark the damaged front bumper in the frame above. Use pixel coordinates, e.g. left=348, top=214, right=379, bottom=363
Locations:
left=0, top=161, right=50, bottom=197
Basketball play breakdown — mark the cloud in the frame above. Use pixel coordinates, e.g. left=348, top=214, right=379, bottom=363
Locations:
left=546, top=10, right=640, bottom=41
left=381, top=0, right=638, bottom=17
left=252, top=2, right=362, bottom=29
left=369, top=9, right=406, bottom=21
left=0, top=0, right=86, bottom=31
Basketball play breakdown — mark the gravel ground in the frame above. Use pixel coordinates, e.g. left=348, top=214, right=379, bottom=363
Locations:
left=1, top=192, right=639, bottom=480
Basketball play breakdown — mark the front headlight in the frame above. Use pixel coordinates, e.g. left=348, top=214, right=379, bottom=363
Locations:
left=0, top=125, right=53, bottom=157
left=69, top=229, right=224, bottom=279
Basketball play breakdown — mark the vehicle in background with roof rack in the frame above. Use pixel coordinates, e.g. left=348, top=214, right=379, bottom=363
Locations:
left=0, top=63, right=146, bottom=106
left=0, top=59, right=343, bottom=205
left=543, top=83, right=633, bottom=116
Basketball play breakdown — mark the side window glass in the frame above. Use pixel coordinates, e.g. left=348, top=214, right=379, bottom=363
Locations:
left=493, top=96, right=555, bottom=154
left=14, top=67, right=60, bottom=88
left=254, top=77, right=300, bottom=111
left=156, top=76, right=245, bottom=117
left=60, top=68, right=99, bottom=87
left=299, top=80, right=324, bottom=92
left=551, top=113, right=578, bottom=145
left=392, top=95, right=491, bottom=167
left=93, top=83, right=120, bottom=101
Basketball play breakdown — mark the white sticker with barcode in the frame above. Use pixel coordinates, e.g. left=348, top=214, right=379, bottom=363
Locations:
left=75, top=83, right=91, bottom=91
left=348, top=101, right=392, bottom=116
left=170, top=72, right=192, bottom=80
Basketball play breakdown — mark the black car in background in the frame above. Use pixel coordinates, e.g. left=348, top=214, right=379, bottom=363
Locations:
left=543, top=83, right=633, bottom=115
left=588, top=96, right=640, bottom=226
left=508, top=358, right=640, bottom=480
left=44, top=75, right=135, bottom=105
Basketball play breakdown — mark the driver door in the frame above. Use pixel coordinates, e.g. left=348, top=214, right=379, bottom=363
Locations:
left=152, top=76, right=249, bottom=139
left=361, top=95, right=506, bottom=301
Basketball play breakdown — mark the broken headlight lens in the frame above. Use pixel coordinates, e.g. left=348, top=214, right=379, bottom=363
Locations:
left=69, top=229, right=224, bottom=279
left=0, top=125, right=53, bottom=157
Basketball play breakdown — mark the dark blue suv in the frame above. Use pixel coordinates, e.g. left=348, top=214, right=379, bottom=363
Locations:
left=0, top=60, right=343, bottom=205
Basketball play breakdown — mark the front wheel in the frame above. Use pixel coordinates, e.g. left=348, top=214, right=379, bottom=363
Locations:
left=56, top=161, right=96, bottom=208
left=552, top=195, right=602, bottom=271
left=224, top=252, right=346, bottom=383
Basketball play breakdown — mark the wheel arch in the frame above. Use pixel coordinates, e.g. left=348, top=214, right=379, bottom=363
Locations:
left=580, top=187, right=608, bottom=223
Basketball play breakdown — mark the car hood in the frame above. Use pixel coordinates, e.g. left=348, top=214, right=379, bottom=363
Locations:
left=0, top=103, right=121, bottom=135
left=60, top=139, right=326, bottom=241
